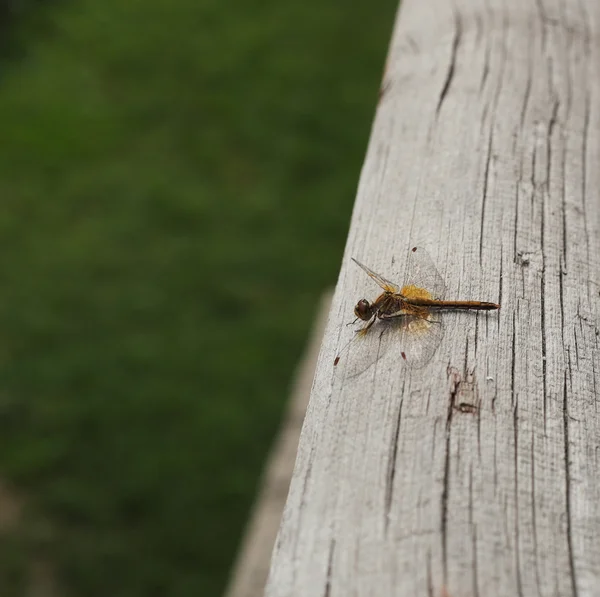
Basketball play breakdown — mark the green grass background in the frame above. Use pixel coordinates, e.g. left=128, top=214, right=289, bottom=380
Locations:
left=0, top=1, right=398, bottom=595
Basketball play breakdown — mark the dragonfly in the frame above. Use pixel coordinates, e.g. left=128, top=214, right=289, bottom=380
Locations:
left=334, top=246, right=500, bottom=370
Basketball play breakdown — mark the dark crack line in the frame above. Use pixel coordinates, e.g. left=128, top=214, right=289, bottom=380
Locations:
left=426, top=549, right=434, bottom=597
left=480, top=39, right=490, bottom=93
left=474, top=312, right=480, bottom=356
left=514, top=177, right=520, bottom=267
left=582, top=90, right=591, bottom=305
left=436, top=5, right=461, bottom=115
left=493, top=426, right=498, bottom=494
left=531, top=141, right=537, bottom=209
left=541, top=243, right=548, bottom=434
left=385, top=398, right=404, bottom=535
left=535, top=0, right=547, bottom=51
left=511, top=310, right=517, bottom=408
left=563, top=372, right=578, bottom=597
left=323, top=538, right=336, bottom=597
left=476, top=396, right=482, bottom=460
left=593, top=359, right=598, bottom=413
left=299, top=453, right=314, bottom=510
left=548, top=98, right=560, bottom=149
left=481, top=3, right=509, bottom=264
left=441, top=380, right=455, bottom=583
left=431, top=417, right=439, bottom=462
left=561, top=168, right=568, bottom=282
left=498, top=242, right=504, bottom=329
left=567, top=348, right=573, bottom=386
left=478, top=0, right=491, bottom=95
left=520, top=63, right=533, bottom=131
left=480, top=133, right=493, bottom=264
left=513, top=403, right=524, bottom=597
left=540, top=99, right=558, bottom=437
left=469, top=465, right=481, bottom=597
left=531, top=431, right=542, bottom=593
left=576, top=0, right=591, bottom=308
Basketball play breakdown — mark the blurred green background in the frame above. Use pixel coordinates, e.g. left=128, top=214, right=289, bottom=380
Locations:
left=0, top=1, right=397, bottom=595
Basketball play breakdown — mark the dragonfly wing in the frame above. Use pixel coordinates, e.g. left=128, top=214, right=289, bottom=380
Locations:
left=337, top=313, right=444, bottom=376
left=352, top=258, right=400, bottom=293
left=403, top=246, right=447, bottom=300
left=336, top=322, right=393, bottom=377
left=395, top=312, right=444, bottom=369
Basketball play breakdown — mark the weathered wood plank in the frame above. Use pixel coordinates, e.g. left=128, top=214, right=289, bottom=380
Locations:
left=266, top=1, right=600, bottom=596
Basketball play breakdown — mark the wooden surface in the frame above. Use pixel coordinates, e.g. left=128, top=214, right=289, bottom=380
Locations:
left=266, top=1, right=600, bottom=596
left=224, top=293, right=331, bottom=597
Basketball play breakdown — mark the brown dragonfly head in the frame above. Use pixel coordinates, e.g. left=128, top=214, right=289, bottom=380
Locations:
left=354, top=298, right=374, bottom=321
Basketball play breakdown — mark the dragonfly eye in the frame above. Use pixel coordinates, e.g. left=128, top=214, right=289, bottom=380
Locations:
left=354, top=299, right=373, bottom=321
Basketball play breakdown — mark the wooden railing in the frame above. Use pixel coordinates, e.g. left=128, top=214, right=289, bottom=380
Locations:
left=265, top=1, right=600, bottom=596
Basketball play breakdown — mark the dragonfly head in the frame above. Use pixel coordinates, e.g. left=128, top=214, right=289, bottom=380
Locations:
left=354, top=298, right=374, bottom=321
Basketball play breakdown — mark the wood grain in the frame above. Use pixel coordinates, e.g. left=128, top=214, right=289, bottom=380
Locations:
left=266, top=1, right=600, bottom=596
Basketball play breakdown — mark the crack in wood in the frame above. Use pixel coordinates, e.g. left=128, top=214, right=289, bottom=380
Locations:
left=513, top=403, right=524, bottom=597
left=563, top=372, right=578, bottom=597
left=426, top=548, right=434, bottom=597
left=323, top=539, right=336, bottom=597
left=511, top=311, right=517, bottom=409
left=531, top=430, right=542, bottom=593
left=581, top=89, right=591, bottom=305
left=479, top=133, right=494, bottom=264
left=469, top=465, right=480, bottom=597
left=535, top=0, right=548, bottom=51
left=385, top=398, right=403, bottom=535
left=436, top=5, right=462, bottom=115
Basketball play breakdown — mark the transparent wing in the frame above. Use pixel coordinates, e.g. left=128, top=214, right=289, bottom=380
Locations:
left=393, top=312, right=444, bottom=369
left=335, top=312, right=444, bottom=375
left=402, top=246, right=447, bottom=300
left=351, top=258, right=400, bottom=293
left=334, top=323, right=383, bottom=375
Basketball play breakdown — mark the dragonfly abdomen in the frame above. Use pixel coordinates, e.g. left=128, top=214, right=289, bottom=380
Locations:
left=407, top=299, right=500, bottom=310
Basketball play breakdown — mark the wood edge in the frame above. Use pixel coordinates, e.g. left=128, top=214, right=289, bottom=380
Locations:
left=223, top=290, right=334, bottom=597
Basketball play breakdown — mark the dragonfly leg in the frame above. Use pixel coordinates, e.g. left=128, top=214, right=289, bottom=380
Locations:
left=356, top=317, right=376, bottom=335
left=378, top=313, right=407, bottom=321
left=379, top=311, right=441, bottom=325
